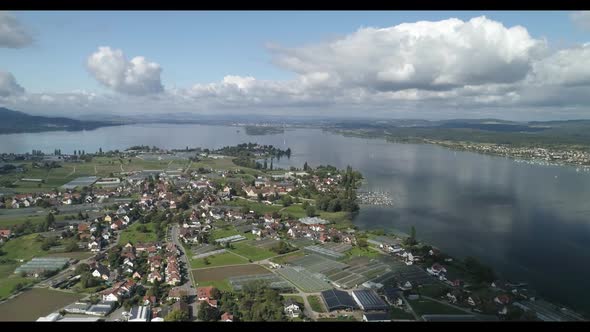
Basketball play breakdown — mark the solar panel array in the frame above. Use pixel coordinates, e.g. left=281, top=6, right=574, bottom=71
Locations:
left=321, top=289, right=358, bottom=311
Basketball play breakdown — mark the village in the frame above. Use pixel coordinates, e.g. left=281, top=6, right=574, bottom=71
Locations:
left=0, top=145, right=586, bottom=322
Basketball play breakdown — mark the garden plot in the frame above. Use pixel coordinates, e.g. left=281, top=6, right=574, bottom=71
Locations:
left=275, top=266, right=332, bottom=293
left=328, top=259, right=392, bottom=289
left=249, top=237, right=281, bottom=249
left=322, top=242, right=353, bottom=253
left=192, top=244, right=216, bottom=256
left=229, top=274, right=295, bottom=291
left=288, top=238, right=316, bottom=248
left=290, top=254, right=348, bottom=274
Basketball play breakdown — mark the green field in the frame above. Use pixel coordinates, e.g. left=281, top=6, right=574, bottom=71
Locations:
left=190, top=251, right=249, bottom=269
left=270, top=250, right=305, bottom=265
left=0, top=288, right=83, bottom=321
left=0, top=213, right=80, bottom=228
left=282, top=295, right=304, bottom=304
left=225, top=199, right=283, bottom=215
left=45, top=251, right=94, bottom=260
left=118, top=222, right=157, bottom=244
left=345, top=246, right=381, bottom=259
left=307, top=295, right=326, bottom=313
left=211, top=227, right=240, bottom=240
left=192, top=279, right=232, bottom=292
left=389, top=306, right=415, bottom=320
left=0, top=263, right=35, bottom=300
left=0, top=233, right=46, bottom=261
left=229, top=242, right=277, bottom=261
left=408, top=298, right=466, bottom=316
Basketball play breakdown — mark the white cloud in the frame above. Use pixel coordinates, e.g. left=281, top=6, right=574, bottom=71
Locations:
left=570, top=11, right=590, bottom=31
left=269, top=16, right=546, bottom=92
left=0, top=12, right=33, bottom=48
left=528, top=43, right=590, bottom=87
left=87, top=46, right=164, bottom=95
left=0, top=70, right=25, bottom=97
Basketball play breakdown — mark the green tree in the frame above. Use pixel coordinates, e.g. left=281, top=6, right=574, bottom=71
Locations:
left=305, top=205, right=316, bottom=217
left=75, top=263, right=90, bottom=275
left=197, top=303, right=220, bottom=321
left=165, top=309, right=189, bottom=321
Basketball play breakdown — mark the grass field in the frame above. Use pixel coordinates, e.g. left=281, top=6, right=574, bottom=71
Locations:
left=0, top=263, right=35, bottom=300
left=0, top=288, right=83, bottom=321
left=307, top=295, right=326, bottom=313
left=389, top=306, right=416, bottom=320
left=408, top=298, right=466, bottom=316
left=0, top=233, right=46, bottom=261
left=270, top=250, right=304, bottom=265
left=0, top=213, right=79, bottom=228
left=118, top=222, right=157, bottom=244
left=211, top=227, right=240, bottom=240
left=192, top=279, right=232, bottom=292
left=229, top=242, right=277, bottom=261
left=345, top=246, right=381, bottom=259
left=190, top=251, right=249, bottom=269
left=45, top=251, right=94, bottom=260
left=193, top=264, right=270, bottom=281
left=225, top=199, right=283, bottom=215
left=282, top=295, right=304, bottom=304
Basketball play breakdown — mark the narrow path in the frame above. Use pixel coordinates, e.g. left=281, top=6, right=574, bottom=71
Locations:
left=94, top=165, right=97, bottom=175
left=66, top=166, right=76, bottom=177
left=420, top=295, right=477, bottom=315
left=120, top=164, right=124, bottom=173
left=401, top=294, right=421, bottom=321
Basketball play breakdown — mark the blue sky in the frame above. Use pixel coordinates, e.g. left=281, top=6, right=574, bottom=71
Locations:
left=1, top=11, right=590, bottom=120
left=2, top=11, right=585, bottom=93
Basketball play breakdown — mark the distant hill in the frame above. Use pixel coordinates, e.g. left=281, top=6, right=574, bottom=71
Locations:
left=0, top=107, right=118, bottom=134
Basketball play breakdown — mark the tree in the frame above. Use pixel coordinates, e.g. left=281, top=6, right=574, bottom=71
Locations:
left=303, top=161, right=309, bottom=171
left=257, top=193, right=263, bottom=202
left=197, top=303, right=220, bottom=321
left=281, top=195, right=293, bottom=207
left=165, top=309, right=189, bottom=321
left=203, top=257, right=210, bottom=265
left=65, top=241, right=79, bottom=252
left=302, top=201, right=310, bottom=209
left=75, top=263, right=90, bottom=275
left=45, top=212, right=55, bottom=230
left=305, top=205, right=316, bottom=217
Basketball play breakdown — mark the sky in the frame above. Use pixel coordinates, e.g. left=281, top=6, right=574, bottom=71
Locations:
left=1, top=11, right=590, bottom=120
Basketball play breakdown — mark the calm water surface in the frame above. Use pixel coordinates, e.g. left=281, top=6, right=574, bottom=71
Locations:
left=2, top=123, right=590, bottom=312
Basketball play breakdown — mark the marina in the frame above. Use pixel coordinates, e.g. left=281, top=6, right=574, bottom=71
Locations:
left=357, top=190, right=394, bottom=206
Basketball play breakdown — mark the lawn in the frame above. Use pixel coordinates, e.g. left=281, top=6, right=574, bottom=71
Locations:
left=225, top=199, right=283, bottom=215
left=0, top=276, right=34, bottom=301
left=0, top=288, right=83, bottom=321
left=118, top=222, right=158, bottom=245
left=0, top=212, right=78, bottom=228
left=190, top=251, right=249, bottom=269
left=408, top=298, right=467, bottom=316
left=307, top=295, right=326, bottom=313
left=229, top=242, right=277, bottom=261
left=45, top=251, right=94, bottom=260
left=282, top=205, right=307, bottom=218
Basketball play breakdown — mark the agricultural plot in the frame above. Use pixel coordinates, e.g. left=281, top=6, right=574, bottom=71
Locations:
left=304, top=245, right=346, bottom=259
left=327, top=259, right=392, bottom=289
left=322, top=242, right=353, bottom=253
left=275, top=266, right=332, bottom=293
left=190, top=251, right=248, bottom=269
left=249, top=237, right=281, bottom=249
left=0, top=288, right=83, bottom=321
left=191, top=244, right=216, bottom=256
left=290, top=254, right=349, bottom=274
left=229, top=273, right=294, bottom=291
left=229, top=242, right=276, bottom=261
left=192, top=264, right=269, bottom=282
left=288, top=238, right=316, bottom=248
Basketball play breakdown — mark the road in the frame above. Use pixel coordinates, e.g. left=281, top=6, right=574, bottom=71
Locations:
left=170, top=225, right=198, bottom=320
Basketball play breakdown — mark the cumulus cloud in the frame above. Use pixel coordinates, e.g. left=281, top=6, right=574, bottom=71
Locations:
left=269, top=16, right=546, bottom=92
left=0, top=70, right=25, bottom=97
left=570, top=11, right=590, bottom=31
left=87, top=46, right=164, bottom=95
left=0, top=12, right=33, bottom=48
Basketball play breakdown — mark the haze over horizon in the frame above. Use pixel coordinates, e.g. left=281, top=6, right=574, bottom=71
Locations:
left=2, top=11, right=590, bottom=121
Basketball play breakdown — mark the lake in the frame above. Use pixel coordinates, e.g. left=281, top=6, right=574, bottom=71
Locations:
left=2, top=123, right=590, bottom=313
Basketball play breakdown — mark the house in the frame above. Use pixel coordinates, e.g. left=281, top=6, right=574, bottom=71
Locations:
left=147, top=271, right=163, bottom=283
left=494, top=295, right=511, bottom=305
left=132, top=271, right=142, bottom=280
left=362, top=312, right=391, bottom=322
left=110, top=219, right=124, bottom=231
left=197, top=286, right=213, bottom=301
left=220, top=312, right=234, bottom=322
left=143, top=295, right=157, bottom=306
left=92, top=264, right=110, bottom=280
left=283, top=299, right=301, bottom=318
left=104, top=215, right=112, bottom=223
left=88, top=240, right=102, bottom=252
left=78, top=223, right=90, bottom=233
left=0, top=229, right=11, bottom=238
left=427, top=263, right=447, bottom=276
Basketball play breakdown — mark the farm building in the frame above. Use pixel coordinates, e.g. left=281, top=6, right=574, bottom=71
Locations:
left=351, top=289, right=388, bottom=311
left=320, top=289, right=358, bottom=312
